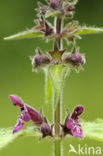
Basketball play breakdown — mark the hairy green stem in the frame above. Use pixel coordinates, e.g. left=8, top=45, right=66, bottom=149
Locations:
left=54, top=99, right=61, bottom=136
left=54, top=17, right=62, bottom=50
left=54, top=139, right=62, bottom=156
left=54, top=17, right=62, bottom=137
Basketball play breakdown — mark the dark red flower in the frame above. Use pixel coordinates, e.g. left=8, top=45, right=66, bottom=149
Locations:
left=9, top=95, right=43, bottom=133
left=62, top=105, right=84, bottom=138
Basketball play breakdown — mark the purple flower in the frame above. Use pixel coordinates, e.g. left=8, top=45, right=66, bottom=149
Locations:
left=19, top=106, right=31, bottom=122
left=62, top=105, right=84, bottom=138
left=71, top=123, right=83, bottom=138
left=9, top=95, right=24, bottom=108
left=71, top=105, right=84, bottom=120
left=13, top=118, right=24, bottom=134
left=9, top=95, right=43, bottom=133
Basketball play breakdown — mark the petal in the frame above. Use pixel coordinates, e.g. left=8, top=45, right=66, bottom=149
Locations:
left=10, top=95, right=43, bottom=125
left=71, top=105, right=84, bottom=120
left=9, top=95, right=24, bottom=108
left=20, top=107, right=31, bottom=122
left=66, top=118, right=75, bottom=129
left=13, top=119, right=24, bottom=134
left=25, top=105, right=43, bottom=124
left=71, top=124, right=83, bottom=138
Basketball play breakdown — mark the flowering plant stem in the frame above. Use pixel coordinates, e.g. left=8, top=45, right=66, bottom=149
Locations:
left=2, top=0, right=103, bottom=154
left=54, top=16, right=62, bottom=137
left=54, top=139, right=62, bottom=156
left=53, top=16, right=63, bottom=156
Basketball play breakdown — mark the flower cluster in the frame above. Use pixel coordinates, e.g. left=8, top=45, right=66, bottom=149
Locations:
left=29, top=47, right=85, bottom=72
left=37, top=0, right=78, bottom=18
left=9, top=95, right=84, bottom=138
left=8, top=0, right=85, bottom=140
left=26, top=0, right=86, bottom=72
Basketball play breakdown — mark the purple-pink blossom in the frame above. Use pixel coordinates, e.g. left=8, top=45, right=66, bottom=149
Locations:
left=10, top=95, right=43, bottom=133
left=13, top=118, right=24, bottom=134
left=63, top=105, right=84, bottom=138
left=9, top=95, right=24, bottom=108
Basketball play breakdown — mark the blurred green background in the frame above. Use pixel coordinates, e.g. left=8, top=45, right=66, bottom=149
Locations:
left=0, top=0, right=103, bottom=155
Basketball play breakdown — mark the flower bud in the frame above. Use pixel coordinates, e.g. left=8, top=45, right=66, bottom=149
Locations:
left=34, top=54, right=50, bottom=67
left=41, top=123, right=52, bottom=138
left=71, top=105, right=84, bottom=120
left=50, top=0, right=60, bottom=9
left=66, top=6, right=75, bottom=11
left=65, top=51, right=85, bottom=67
left=37, top=2, right=47, bottom=15
left=35, top=17, right=53, bottom=36
left=30, top=49, right=51, bottom=69
left=44, top=22, right=53, bottom=36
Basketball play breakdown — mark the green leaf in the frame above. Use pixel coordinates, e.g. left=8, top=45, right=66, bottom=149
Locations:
left=75, top=27, right=103, bottom=35
left=45, top=70, right=53, bottom=105
left=4, top=29, right=44, bottom=40
left=49, top=65, right=67, bottom=110
left=45, top=10, right=61, bottom=18
left=82, top=119, right=103, bottom=142
left=0, top=126, right=41, bottom=150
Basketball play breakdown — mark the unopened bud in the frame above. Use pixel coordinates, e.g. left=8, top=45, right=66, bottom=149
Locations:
left=66, top=6, right=75, bottom=11
left=35, top=17, right=53, bottom=37
left=65, top=51, right=85, bottom=67
left=45, top=22, right=53, bottom=36
left=30, top=49, right=51, bottom=69
left=41, top=123, right=52, bottom=138
left=50, top=0, right=60, bottom=9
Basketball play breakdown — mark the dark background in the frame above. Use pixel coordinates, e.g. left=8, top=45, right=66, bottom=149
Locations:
left=0, top=0, right=103, bottom=155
